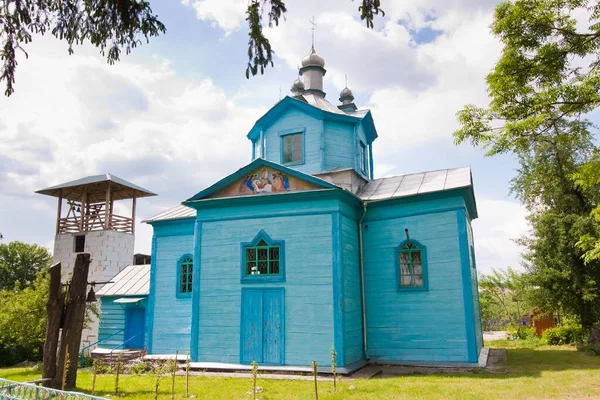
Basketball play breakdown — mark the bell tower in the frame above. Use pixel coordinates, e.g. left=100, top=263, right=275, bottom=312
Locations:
left=36, top=173, right=156, bottom=348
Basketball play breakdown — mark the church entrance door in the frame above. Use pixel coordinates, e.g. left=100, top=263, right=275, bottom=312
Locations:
left=240, top=288, right=284, bottom=365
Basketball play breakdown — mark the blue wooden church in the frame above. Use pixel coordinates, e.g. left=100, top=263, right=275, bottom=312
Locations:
left=97, top=46, right=483, bottom=371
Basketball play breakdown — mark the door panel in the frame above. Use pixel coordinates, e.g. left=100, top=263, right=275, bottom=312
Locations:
left=263, top=290, right=284, bottom=365
left=124, top=308, right=145, bottom=349
left=240, top=288, right=284, bottom=365
left=241, top=290, right=263, bottom=364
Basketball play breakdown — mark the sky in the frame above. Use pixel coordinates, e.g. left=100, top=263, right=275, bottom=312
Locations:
left=0, top=0, right=533, bottom=274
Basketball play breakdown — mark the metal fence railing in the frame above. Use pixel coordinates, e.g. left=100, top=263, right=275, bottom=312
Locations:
left=0, top=378, right=106, bottom=400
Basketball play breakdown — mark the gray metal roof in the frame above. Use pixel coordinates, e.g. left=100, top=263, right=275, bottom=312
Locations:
left=96, top=264, right=150, bottom=297
left=298, top=94, right=368, bottom=117
left=36, top=173, right=156, bottom=202
left=143, top=204, right=196, bottom=223
left=358, top=167, right=472, bottom=201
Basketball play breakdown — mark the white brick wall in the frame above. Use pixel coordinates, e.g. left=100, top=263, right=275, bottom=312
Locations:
left=53, top=230, right=135, bottom=350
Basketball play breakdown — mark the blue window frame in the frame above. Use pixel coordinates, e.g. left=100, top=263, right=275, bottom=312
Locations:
left=280, top=129, right=305, bottom=165
left=395, top=240, right=428, bottom=291
left=241, top=230, right=286, bottom=283
left=359, top=141, right=367, bottom=174
left=176, top=254, right=193, bottom=297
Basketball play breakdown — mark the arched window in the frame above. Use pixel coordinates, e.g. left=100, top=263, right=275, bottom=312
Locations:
left=396, top=240, right=428, bottom=291
left=177, top=255, right=193, bottom=296
left=241, top=230, right=285, bottom=283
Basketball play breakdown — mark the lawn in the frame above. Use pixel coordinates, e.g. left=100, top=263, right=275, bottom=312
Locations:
left=1, top=342, right=599, bottom=399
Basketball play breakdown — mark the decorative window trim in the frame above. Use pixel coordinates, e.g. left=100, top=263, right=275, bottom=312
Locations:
left=279, top=128, right=305, bottom=166
left=359, top=141, right=367, bottom=175
left=394, top=239, right=429, bottom=292
left=176, top=254, right=194, bottom=298
left=240, top=230, right=286, bottom=283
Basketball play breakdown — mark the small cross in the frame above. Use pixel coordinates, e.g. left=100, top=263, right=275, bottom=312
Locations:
left=309, top=17, right=317, bottom=48
left=279, top=86, right=282, bottom=101
left=345, top=74, right=348, bottom=88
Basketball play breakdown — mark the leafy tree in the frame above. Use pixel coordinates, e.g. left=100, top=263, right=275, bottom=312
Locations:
left=454, top=0, right=600, bottom=264
left=454, top=0, right=600, bottom=330
left=0, top=270, right=49, bottom=366
left=479, top=267, right=529, bottom=328
left=0, top=241, right=52, bottom=291
left=1, top=0, right=384, bottom=96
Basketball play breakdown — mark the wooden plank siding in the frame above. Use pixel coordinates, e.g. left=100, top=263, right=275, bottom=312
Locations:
left=98, top=298, right=126, bottom=348
left=196, top=210, right=335, bottom=366
left=363, top=196, right=474, bottom=363
left=340, top=214, right=364, bottom=365
left=467, top=217, right=484, bottom=354
left=264, top=109, right=323, bottom=174
left=150, top=229, right=195, bottom=354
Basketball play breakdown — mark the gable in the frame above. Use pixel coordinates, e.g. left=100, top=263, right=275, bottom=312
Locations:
left=207, top=165, right=322, bottom=199
left=185, top=158, right=340, bottom=203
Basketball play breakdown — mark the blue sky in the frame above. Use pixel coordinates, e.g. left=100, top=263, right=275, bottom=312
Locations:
left=0, top=0, right=532, bottom=274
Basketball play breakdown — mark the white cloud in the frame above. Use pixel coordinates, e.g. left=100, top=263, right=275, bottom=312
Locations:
left=472, top=199, right=530, bottom=274
left=191, top=0, right=247, bottom=33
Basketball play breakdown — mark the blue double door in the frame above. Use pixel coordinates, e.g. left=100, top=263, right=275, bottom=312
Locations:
left=240, top=288, right=284, bottom=365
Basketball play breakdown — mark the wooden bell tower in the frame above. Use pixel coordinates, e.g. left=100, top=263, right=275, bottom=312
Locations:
left=36, top=173, right=156, bottom=349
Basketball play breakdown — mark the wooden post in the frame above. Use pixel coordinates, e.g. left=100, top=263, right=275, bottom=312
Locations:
left=52, top=253, right=91, bottom=389
left=42, top=263, right=63, bottom=387
left=131, top=192, right=137, bottom=235
left=171, top=350, right=178, bottom=400
left=104, top=181, right=111, bottom=230
left=56, top=191, right=63, bottom=235
left=80, top=192, right=86, bottom=232
left=312, top=361, right=318, bottom=400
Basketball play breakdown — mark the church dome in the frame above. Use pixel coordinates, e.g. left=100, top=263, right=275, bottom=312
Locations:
left=339, top=86, right=354, bottom=103
left=301, top=47, right=325, bottom=68
left=291, top=78, right=305, bottom=91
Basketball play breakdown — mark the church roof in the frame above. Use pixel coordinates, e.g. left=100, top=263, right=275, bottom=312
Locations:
left=143, top=204, right=195, bottom=223
left=36, top=173, right=156, bottom=202
left=96, top=264, right=150, bottom=297
left=358, top=167, right=472, bottom=201
left=357, top=166, right=477, bottom=218
left=246, top=96, right=377, bottom=143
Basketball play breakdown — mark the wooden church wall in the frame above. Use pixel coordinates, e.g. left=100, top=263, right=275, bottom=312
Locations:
left=98, top=297, right=126, bottom=348
left=263, top=108, right=323, bottom=174
left=194, top=199, right=343, bottom=366
left=149, top=220, right=195, bottom=354
left=339, top=213, right=364, bottom=366
left=466, top=214, right=484, bottom=355
left=323, top=120, right=355, bottom=172
left=363, top=194, right=477, bottom=363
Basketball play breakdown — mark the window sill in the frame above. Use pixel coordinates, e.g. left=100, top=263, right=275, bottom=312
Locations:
left=176, top=292, right=193, bottom=299
left=241, top=275, right=286, bottom=284
left=282, top=161, right=305, bottom=167
left=397, top=286, right=429, bottom=292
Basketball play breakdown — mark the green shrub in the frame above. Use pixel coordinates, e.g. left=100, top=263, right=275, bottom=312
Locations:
left=541, top=324, right=584, bottom=345
left=508, top=325, right=538, bottom=340
left=130, top=359, right=153, bottom=375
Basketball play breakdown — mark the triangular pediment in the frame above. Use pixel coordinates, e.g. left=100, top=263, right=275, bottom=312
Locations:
left=185, top=159, right=338, bottom=202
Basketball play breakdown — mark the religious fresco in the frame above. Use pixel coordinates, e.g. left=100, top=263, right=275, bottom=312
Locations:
left=208, top=167, right=321, bottom=198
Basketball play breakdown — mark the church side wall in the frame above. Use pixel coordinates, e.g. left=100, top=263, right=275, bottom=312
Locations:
left=363, top=195, right=475, bottom=363
left=97, top=297, right=126, bottom=349
left=263, top=108, right=322, bottom=174
left=323, top=120, right=354, bottom=171
left=195, top=200, right=338, bottom=366
left=466, top=216, right=484, bottom=354
left=149, top=220, right=195, bottom=354
left=340, top=213, right=364, bottom=366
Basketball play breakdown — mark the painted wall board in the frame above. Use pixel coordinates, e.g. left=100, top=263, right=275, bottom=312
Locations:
left=362, top=200, right=471, bottom=363
left=197, top=212, right=334, bottom=366
left=340, top=214, right=364, bottom=365
left=98, top=297, right=126, bottom=349
left=150, top=232, right=194, bottom=354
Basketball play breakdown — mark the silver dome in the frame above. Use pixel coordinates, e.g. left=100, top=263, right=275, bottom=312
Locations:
left=291, top=78, right=305, bottom=90
left=301, top=47, right=325, bottom=68
left=339, top=86, right=354, bottom=103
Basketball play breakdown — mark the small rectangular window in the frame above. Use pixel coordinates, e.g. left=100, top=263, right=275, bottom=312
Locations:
left=74, top=235, right=85, bottom=253
left=282, top=133, right=303, bottom=164
left=359, top=142, right=367, bottom=174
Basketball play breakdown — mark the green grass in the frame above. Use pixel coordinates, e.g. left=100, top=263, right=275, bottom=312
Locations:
left=1, top=342, right=599, bottom=399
